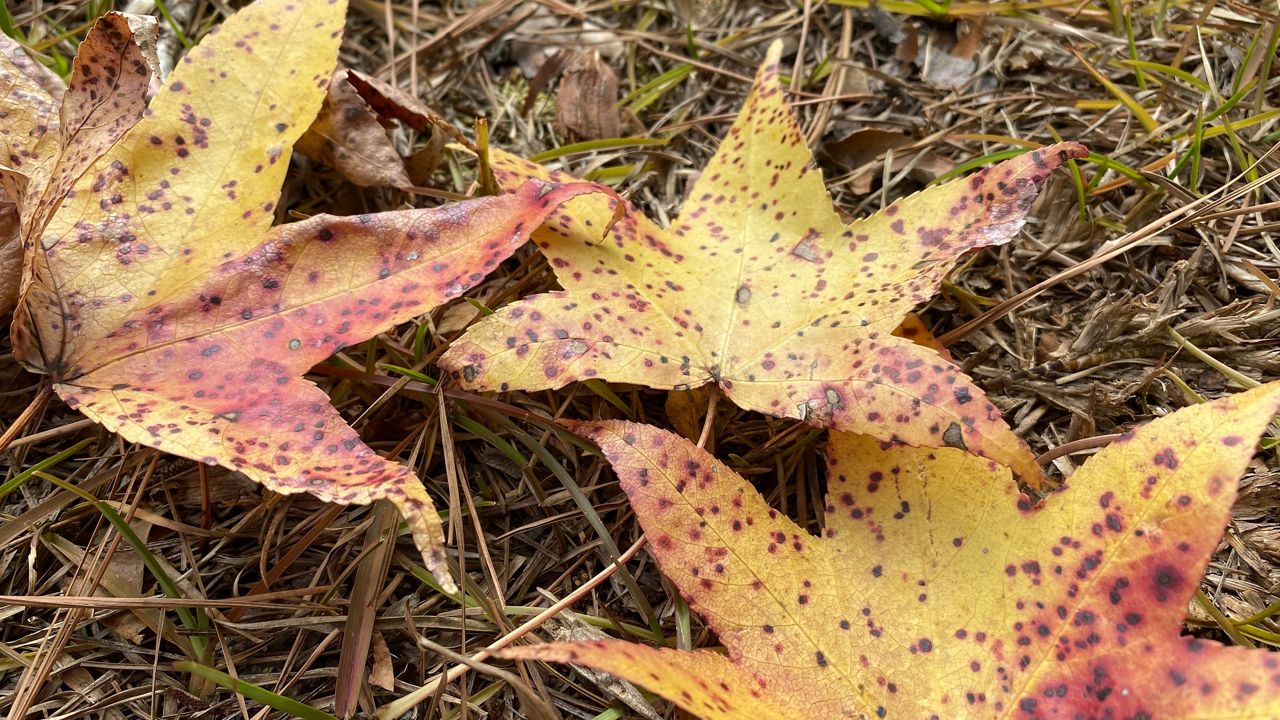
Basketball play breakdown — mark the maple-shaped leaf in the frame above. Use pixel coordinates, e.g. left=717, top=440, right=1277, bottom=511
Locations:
left=7, top=0, right=607, bottom=591
left=506, top=382, right=1280, bottom=719
left=440, top=41, right=1086, bottom=483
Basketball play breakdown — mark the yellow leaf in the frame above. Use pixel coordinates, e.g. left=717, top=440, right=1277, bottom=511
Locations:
left=9, top=0, right=610, bottom=591
left=1, top=13, right=159, bottom=314
left=892, top=312, right=951, bottom=360
left=0, top=34, right=62, bottom=179
left=442, top=41, right=1085, bottom=484
left=665, top=385, right=713, bottom=441
left=508, top=382, right=1280, bottom=718
left=0, top=31, right=64, bottom=315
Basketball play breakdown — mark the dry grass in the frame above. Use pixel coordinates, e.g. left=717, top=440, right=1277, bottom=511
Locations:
left=2, top=0, right=1279, bottom=718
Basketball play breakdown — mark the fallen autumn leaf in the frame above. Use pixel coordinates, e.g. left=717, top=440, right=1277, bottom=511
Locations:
left=0, top=15, right=158, bottom=315
left=506, top=381, right=1280, bottom=718
left=5, top=0, right=608, bottom=591
left=442, top=41, right=1086, bottom=484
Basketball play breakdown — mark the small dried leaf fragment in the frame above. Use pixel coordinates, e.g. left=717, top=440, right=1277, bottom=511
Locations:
left=9, top=0, right=610, bottom=591
left=442, top=41, right=1085, bottom=482
left=345, top=70, right=468, bottom=152
left=822, top=128, right=955, bottom=194
left=370, top=632, right=396, bottom=691
left=298, top=68, right=457, bottom=188
left=296, top=68, right=413, bottom=189
left=554, top=50, right=620, bottom=142
left=507, top=382, right=1280, bottom=718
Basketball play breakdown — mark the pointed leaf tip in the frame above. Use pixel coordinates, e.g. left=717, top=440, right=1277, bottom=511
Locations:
left=533, top=383, right=1280, bottom=719
left=445, top=47, right=1085, bottom=480
left=502, top=640, right=804, bottom=720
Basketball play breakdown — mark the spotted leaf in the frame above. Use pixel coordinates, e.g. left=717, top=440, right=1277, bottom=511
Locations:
left=506, top=382, right=1280, bottom=719
left=0, top=34, right=62, bottom=179
left=7, top=0, right=610, bottom=591
left=0, top=14, right=158, bottom=315
left=0, top=33, right=64, bottom=100
left=0, top=32, right=61, bottom=315
left=441, top=41, right=1085, bottom=484
left=29, top=12, right=160, bottom=232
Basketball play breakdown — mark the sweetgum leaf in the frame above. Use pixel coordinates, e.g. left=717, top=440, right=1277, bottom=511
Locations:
left=0, top=13, right=157, bottom=314
left=441, top=41, right=1085, bottom=483
left=0, top=32, right=62, bottom=315
left=7, top=0, right=608, bottom=591
left=0, top=35, right=62, bottom=177
left=0, top=34, right=65, bottom=100
left=31, top=13, right=159, bottom=232
left=506, top=382, right=1280, bottom=719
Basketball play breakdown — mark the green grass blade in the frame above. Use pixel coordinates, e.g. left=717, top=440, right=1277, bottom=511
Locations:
left=175, top=662, right=339, bottom=720
left=622, top=64, right=695, bottom=112
left=152, top=0, right=193, bottom=48
left=1123, top=10, right=1145, bottom=90
left=0, top=4, right=20, bottom=39
left=41, top=474, right=207, bottom=639
left=529, top=137, right=668, bottom=164
left=1073, top=49, right=1159, bottom=134
left=0, top=439, right=94, bottom=502
left=1118, top=60, right=1207, bottom=92
left=931, top=148, right=1025, bottom=185
left=582, top=379, right=633, bottom=418
left=381, top=364, right=437, bottom=385
left=452, top=414, right=529, bottom=471
left=1205, top=78, right=1256, bottom=123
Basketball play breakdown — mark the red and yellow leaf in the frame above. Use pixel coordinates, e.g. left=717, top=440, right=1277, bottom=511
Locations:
left=7, top=0, right=608, bottom=590
left=441, top=41, right=1084, bottom=483
left=507, top=382, right=1280, bottom=719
